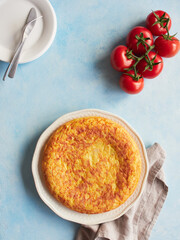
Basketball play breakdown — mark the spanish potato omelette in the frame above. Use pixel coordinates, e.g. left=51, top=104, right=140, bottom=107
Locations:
left=42, top=117, right=141, bottom=214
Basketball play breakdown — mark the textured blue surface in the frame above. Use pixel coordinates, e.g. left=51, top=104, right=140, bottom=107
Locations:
left=0, top=0, right=180, bottom=239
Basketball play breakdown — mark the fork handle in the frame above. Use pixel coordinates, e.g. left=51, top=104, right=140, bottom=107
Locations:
left=8, top=40, right=25, bottom=78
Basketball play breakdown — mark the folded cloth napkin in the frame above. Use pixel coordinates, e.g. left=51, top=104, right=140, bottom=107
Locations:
left=76, top=143, right=168, bottom=240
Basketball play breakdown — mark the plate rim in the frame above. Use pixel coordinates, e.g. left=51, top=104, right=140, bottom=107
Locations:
left=0, top=0, right=57, bottom=63
left=32, top=109, right=149, bottom=225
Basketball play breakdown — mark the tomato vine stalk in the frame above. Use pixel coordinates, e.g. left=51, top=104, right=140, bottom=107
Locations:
left=152, top=10, right=178, bottom=41
left=124, top=34, right=159, bottom=81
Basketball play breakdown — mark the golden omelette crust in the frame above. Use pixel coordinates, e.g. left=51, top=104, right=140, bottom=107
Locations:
left=42, top=117, right=141, bottom=214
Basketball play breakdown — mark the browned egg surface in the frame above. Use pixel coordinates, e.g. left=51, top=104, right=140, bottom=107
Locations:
left=42, top=117, right=141, bottom=214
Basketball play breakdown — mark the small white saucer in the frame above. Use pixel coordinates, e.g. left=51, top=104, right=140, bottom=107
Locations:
left=0, top=0, right=57, bottom=63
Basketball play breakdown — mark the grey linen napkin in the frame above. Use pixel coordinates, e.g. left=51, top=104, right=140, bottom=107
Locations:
left=76, top=143, right=168, bottom=240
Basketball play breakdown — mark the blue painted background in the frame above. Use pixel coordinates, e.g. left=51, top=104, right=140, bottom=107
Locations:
left=0, top=0, right=180, bottom=239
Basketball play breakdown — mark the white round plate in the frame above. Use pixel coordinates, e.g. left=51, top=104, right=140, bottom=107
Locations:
left=0, top=0, right=57, bottom=63
left=32, top=109, right=149, bottom=225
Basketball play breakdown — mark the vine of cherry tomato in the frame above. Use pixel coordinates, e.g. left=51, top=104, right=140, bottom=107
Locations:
left=136, top=51, right=163, bottom=79
left=119, top=71, right=144, bottom=94
left=111, top=46, right=134, bottom=71
left=111, top=10, right=180, bottom=94
left=155, top=36, right=180, bottom=58
left=126, top=26, right=154, bottom=55
left=146, top=10, right=172, bottom=36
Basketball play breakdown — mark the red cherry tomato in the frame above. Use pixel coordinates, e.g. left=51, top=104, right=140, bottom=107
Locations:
left=155, top=36, right=180, bottom=58
left=119, top=70, right=144, bottom=94
left=111, top=45, right=134, bottom=72
left=126, top=26, right=154, bottom=56
left=137, top=51, right=163, bottom=79
left=146, top=10, right=171, bottom=36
